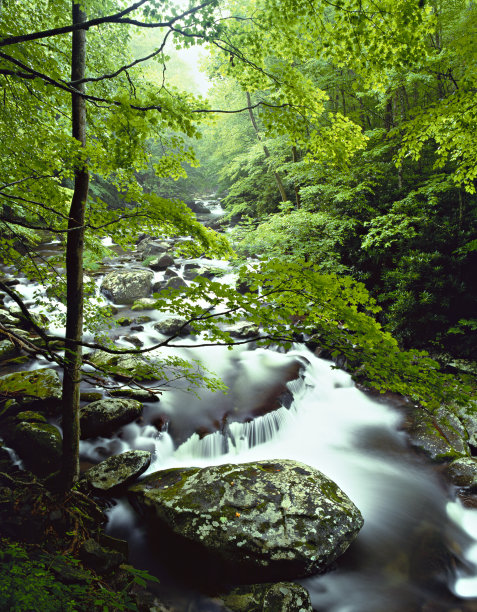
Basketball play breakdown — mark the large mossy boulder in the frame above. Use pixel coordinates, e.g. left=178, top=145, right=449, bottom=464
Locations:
left=80, top=398, right=143, bottom=439
left=220, top=582, right=312, bottom=612
left=153, top=316, right=191, bottom=336
left=88, top=350, right=159, bottom=381
left=0, top=368, right=62, bottom=414
left=128, top=459, right=363, bottom=579
left=100, top=270, right=153, bottom=304
left=83, top=450, right=151, bottom=493
left=4, top=420, right=62, bottom=477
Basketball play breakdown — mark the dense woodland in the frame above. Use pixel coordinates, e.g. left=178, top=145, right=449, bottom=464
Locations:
left=0, top=0, right=477, bottom=609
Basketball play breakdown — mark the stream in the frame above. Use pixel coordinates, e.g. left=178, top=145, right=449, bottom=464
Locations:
left=2, top=196, right=477, bottom=611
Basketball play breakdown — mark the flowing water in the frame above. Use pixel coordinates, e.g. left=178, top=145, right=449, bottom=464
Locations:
left=2, top=197, right=477, bottom=611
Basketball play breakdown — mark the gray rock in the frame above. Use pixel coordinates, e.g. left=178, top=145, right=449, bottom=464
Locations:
left=183, top=264, right=202, bottom=280
left=128, top=459, right=363, bottom=579
left=455, top=401, right=477, bottom=448
left=80, top=398, right=143, bottom=439
left=405, top=406, right=471, bottom=462
left=220, top=582, right=312, bottom=612
left=0, top=339, right=18, bottom=359
left=83, top=450, right=151, bottom=492
left=225, top=322, right=260, bottom=339
left=100, top=269, right=154, bottom=304
left=153, top=317, right=191, bottom=336
left=89, top=350, right=159, bottom=381
left=163, top=276, right=187, bottom=290
left=0, top=309, right=18, bottom=326
left=164, top=268, right=179, bottom=278
left=137, top=239, right=170, bottom=257
left=121, top=335, right=143, bottom=347
left=149, top=253, right=174, bottom=271
left=446, top=458, right=477, bottom=490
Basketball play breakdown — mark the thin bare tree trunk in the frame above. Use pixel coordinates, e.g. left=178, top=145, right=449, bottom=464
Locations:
left=292, top=145, right=301, bottom=208
left=246, top=91, right=288, bottom=203
left=60, top=1, right=89, bottom=491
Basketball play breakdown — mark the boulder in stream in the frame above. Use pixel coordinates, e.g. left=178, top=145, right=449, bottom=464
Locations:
left=225, top=321, right=260, bottom=339
left=83, top=450, right=151, bottom=492
left=100, top=269, right=154, bottom=304
left=153, top=317, right=191, bottom=336
left=148, top=253, right=174, bottom=271
left=80, top=398, right=143, bottom=439
left=137, top=238, right=170, bottom=257
left=128, top=459, right=363, bottom=579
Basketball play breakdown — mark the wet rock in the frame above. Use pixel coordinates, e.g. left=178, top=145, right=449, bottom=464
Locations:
left=153, top=317, right=191, bottom=336
left=446, top=457, right=477, bottom=490
left=83, top=450, right=151, bottom=492
left=0, top=310, right=18, bottom=327
left=187, top=200, right=211, bottom=214
left=15, top=410, right=47, bottom=423
left=164, top=267, right=179, bottom=278
left=0, top=368, right=62, bottom=414
left=109, top=387, right=160, bottom=402
left=0, top=338, right=18, bottom=359
left=455, top=402, right=477, bottom=448
left=131, top=297, right=157, bottom=311
left=137, top=239, right=170, bottom=257
left=220, top=582, right=312, bottom=612
left=128, top=459, right=363, bottom=579
left=80, top=398, right=143, bottom=439
left=79, top=538, right=126, bottom=574
left=149, top=253, right=174, bottom=271
left=225, top=322, right=260, bottom=339
left=163, top=276, right=187, bottom=290
left=100, top=269, right=154, bottom=304
left=4, top=420, right=62, bottom=477
left=122, top=335, right=143, bottom=348
left=183, top=264, right=202, bottom=280
left=405, top=406, right=471, bottom=462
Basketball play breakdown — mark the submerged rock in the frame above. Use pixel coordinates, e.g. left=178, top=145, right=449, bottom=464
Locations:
left=220, top=582, right=312, bottom=612
left=128, top=459, right=363, bottom=579
left=100, top=269, right=153, bottom=304
left=80, top=398, right=143, bottom=439
left=83, top=450, right=151, bottom=492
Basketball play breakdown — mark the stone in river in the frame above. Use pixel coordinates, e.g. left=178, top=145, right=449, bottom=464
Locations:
left=83, top=450, right=151, bottom=493
left=128, top=459, right=363, bottom=580
left=80, top=398, right=143, bottom=439
left=100, top=269, right=153, bottom=304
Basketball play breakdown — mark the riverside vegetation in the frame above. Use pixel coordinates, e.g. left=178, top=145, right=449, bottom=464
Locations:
left=0, top=0, right=477, bottom=610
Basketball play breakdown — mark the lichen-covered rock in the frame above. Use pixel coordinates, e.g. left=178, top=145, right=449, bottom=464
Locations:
left=0, top=339, right=18, bottom=359
left=405, top=407, right=471, bottom=462
left=153, top=317, right=191, bottom=336
left=446, top=458, right=477, bottom=490
left=100, top=270, right=153, bottom=304
left=0, top=368, right=62, bottom=413
left=80, top=398, right=143, bottom=439
left=220, top=582, right=312, bottom=612
left=128, top=459, right=363, bottom=579
left=225, top=322, right=260, bottom=339
left=83, top=450, right=151, bottom=492
left=455, top=402, right=477, bottom=448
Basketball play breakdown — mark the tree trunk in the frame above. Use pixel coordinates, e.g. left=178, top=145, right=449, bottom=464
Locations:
left=60, top=1, right=89, bottom=491
left=246, top=91, right=288, bottom=203
left=291, top=145, right=301, bottom=208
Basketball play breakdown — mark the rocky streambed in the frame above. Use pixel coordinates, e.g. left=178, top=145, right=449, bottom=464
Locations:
left=1, top=197, right=477, bottom=611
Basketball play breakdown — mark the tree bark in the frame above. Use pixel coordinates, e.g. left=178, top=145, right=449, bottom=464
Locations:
left=246, top=91, right=288, bottom=203
left=60, top=1, right=89, bottom=491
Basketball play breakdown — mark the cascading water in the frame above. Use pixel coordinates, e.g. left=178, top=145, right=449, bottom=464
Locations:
left=2, top=197, right=476, bottom=611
